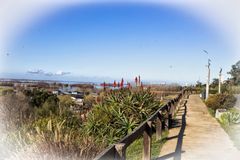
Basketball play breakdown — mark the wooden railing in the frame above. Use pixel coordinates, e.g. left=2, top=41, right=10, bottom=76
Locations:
left=94, top=89, right=190, bottom=160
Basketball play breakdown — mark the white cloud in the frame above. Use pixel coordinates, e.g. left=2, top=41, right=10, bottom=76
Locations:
left=27, top=69, right=70, bottom=76
left=55, top=70, right=71, bottom=76
left=27, top=69, right=44, bottom=74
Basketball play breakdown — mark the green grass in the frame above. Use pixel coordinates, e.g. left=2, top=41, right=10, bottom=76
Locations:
left=0, top=86, right=13, bottom=96
left=0, top=87, right=4, bottom=96
left=207, top=108, right=215, bottom=117
left=126, top=131, right=168, bottom=160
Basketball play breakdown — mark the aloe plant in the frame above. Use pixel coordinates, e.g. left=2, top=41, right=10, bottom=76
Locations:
left=85, top=88, right=161, bottom=144
left=220, top=111, right=240, bottom=126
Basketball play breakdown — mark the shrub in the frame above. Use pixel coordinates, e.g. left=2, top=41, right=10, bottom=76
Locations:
left=205, top=93, right=236, bottom=111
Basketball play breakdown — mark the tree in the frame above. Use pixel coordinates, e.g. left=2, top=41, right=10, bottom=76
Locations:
left=210, top=78, right=219, bottom=89
left=23, top=89, right=51, bottom=108
left=196, top=81, right=203, bottom=88
left=195, top=81, right=205, bottom=94
left=35, top=95, right=59, bottom=117
left=228, top=60, right=240, bottom=85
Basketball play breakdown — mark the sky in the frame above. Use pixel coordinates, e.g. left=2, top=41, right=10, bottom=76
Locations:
left=0, top=2, right=237, bottom=84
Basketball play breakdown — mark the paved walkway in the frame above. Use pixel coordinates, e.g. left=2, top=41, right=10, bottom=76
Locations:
left=157, top=95, right=240, bottom=160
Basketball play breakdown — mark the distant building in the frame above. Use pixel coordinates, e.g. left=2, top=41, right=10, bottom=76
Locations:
left=71, top=91, right=84, bottom=99
left=52, top=90, right=61, bottom=95
left=71, top=96, right=84, bottom=106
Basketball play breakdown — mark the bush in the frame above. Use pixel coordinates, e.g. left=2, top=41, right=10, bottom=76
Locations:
left=205, top=93, right=237, bottom=111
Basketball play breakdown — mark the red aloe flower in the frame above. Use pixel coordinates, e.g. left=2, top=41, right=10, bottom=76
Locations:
left=120, top=78, right=124, bottom=88
left=113, top=80, right=117, bottom=88
left=127, top=82, right=131, bottom=89
left=135, top=77, right=138, bottom=86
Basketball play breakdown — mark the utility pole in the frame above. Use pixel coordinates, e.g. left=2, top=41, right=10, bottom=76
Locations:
left=206, top=59, right=211, bottom=100
left=219, top=68, right=222, bottom=94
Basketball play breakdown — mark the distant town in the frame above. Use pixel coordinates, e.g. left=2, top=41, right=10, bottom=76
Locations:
left=0, top=77, right=182, bottom=106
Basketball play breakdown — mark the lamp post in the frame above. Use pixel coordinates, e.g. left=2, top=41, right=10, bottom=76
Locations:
left=203, top=50, right=211, bottom=100
left=219, top=68, right=222, bottom=94
left=206, top=59, right=211, bottom=100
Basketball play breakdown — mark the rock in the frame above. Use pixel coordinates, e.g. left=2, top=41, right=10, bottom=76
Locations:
left=234, top=94, right=240, bottom=109
left=215, top=109, right=227, bottom=119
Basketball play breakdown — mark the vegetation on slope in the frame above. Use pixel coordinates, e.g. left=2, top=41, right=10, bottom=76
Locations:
left=1, top=87, right=164, bottom=159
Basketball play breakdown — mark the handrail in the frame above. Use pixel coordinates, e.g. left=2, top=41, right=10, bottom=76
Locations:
left=94, top=89, right=190, bottom=160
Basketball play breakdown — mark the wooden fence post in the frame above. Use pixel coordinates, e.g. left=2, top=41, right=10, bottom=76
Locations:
left=143, top=121, right=152, bottom=160
left=168, top=113, right=172, bottom=129
left=173, top=100, right=177, bottom=115
left=168, top=104, right=173, bottom=129
left=156, top=112, right=162, bottom=141
left=164, top=109, right=169, bottom=132
left=115, top=143, right=126, bottom=160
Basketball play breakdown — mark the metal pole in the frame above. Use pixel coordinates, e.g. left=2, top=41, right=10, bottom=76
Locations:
left=206, top=59, right=211, bottom=100
left=219, top=68, right=222, bottom=94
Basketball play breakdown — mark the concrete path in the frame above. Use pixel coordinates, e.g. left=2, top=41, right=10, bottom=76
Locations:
left=157, top=95, right=240, bottom=160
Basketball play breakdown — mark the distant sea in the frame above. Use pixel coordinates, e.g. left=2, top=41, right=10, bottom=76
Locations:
left=0, top=78, right=100, bottom=85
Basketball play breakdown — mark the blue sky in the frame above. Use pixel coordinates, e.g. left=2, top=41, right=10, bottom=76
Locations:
left=1, top=3, right=235, bottom=84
